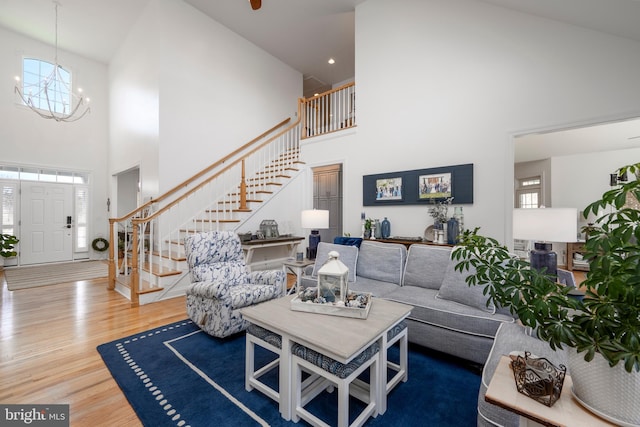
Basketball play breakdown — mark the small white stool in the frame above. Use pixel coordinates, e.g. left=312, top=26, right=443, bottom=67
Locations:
left=245, top=324, right=282, bottom=402
left=384, top=320, right=408, bottom=395
left=291, top=342, right=380, bottom=427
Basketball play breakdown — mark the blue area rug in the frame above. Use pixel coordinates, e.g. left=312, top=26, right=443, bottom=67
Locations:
left=97, top=320, right=481, bottom=426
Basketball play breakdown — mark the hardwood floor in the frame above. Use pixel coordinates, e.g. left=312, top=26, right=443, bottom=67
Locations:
left=0, top=269, right=187, bottom=426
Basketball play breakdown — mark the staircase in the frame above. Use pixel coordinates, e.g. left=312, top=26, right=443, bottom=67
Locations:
left=108, top=83, right=356, bottom=307
left=108, top=117, right=305, bottom=306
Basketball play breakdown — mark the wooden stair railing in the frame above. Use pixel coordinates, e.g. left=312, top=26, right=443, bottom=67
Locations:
left=302, top=82, right=356, bottom=139
left=110, top=102, right=304, bottom=306
left=109, top=82, right=357, bottom=307
left=108, top=116, right=293, bottom=304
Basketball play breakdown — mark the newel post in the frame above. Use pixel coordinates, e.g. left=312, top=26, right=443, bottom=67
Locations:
left=108, top=219, right=116, bottom=290
left=240, top=159, right=248, bottom=211
left=130, top=221, right=140, bottom=307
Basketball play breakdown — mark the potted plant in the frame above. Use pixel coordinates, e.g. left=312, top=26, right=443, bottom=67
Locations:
left=452, top=162, right=640, bottom=426
left=0, top=233, right=20, bottom=268
left=364, top=218, right=373, bottom=239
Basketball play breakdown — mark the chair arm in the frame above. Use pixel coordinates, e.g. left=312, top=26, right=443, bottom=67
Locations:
left=187, top=281, right=232, bottom=301
left=229, top=283, right=282, bottom=309
left=247, top=269, right=286, bottom=287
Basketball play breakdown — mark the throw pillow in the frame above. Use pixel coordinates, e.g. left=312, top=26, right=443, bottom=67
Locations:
left=311, top=242, right=358, bottom=282
left=436, top=258, right=496, bottom=314
left=356, top=241, right=406, bottom=285
left=402, top=245, right=452, bottom=289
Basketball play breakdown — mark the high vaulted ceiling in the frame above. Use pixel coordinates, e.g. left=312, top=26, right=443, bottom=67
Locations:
left=1, top=0, right=639, bottom=157
left=2, top=0, right=640, bottom=96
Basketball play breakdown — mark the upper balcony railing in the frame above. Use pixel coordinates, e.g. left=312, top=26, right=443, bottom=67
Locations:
left=301, top=82, right=355, bottom=139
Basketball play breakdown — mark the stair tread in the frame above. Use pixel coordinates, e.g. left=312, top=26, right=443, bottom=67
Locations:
left=194, top=219, right=241, bottom=223
left=205, top=208, right=253, bottom=212
left=218, top=199, right=263, bottom=204
left=141, top=262, right=182, bottom=277
left=152, top=249, right=186, bottom=261
left=115, top=276, right=165, bottom=294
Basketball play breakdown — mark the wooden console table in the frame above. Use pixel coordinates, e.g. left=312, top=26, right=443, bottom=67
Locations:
left=242, top=236, right=304, bottom=271
left=567, top=241, right=589, bottom=272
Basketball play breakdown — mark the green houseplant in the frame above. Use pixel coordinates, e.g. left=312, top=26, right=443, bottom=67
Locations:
left=0, top=233, right=20, bottom=268
left=1, top=233, right=19, bottom=258
left=453, top=162, right=640, bottom=425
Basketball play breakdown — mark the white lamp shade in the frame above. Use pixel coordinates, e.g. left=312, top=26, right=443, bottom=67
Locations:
left=301, top=209, right=329, bottom=229
left=513, top=208, right=578, bottom=242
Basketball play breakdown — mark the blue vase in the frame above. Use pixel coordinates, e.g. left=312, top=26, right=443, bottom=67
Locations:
left=447, top=217, right=459, bottom=245
left=381, top=217, right=391, bottom=239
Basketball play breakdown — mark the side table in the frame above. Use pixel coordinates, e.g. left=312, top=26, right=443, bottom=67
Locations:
left=282, top=258, right=315, bottom=294
left=241, top=236, right=304, bottom=271
left=485, top=356, right=615, bottom=426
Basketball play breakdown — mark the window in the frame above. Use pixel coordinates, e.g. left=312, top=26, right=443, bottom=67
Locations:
left=75, top=186, right=89, bottom=251
left=0, top=165, right=88, bottom=184
left=1, top=183, right=17, bottom=237
left=516, top=176, right=541, bottom=209
left=21, top=58, right=73, bottom=114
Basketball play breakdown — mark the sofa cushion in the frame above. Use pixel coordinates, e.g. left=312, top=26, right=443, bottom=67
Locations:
left=385, top=286, right=514, bottom=338
left=311, top=242, right=358, bottom=282
left=402, top=244, right=452, bottom=290
left=348, top=276, right=399, bottom=298
left=356, top=241, right=406, bottom=286
left=436, top=259, right=496, bottom=313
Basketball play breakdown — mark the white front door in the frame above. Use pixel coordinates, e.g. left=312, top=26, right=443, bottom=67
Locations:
left=20, top=182, right=73, bottom=265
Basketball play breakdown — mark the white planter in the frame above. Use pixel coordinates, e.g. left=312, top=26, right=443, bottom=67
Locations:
left=568, top=348, right=640, bottom=426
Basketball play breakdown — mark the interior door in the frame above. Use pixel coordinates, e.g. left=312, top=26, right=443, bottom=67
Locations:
left=313, top=164, right=343, bottom=242
left=20, top=182, right=73, bottom=265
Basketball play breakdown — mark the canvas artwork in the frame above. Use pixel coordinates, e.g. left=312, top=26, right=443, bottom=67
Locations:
left=419, top=173, right=452, bottom=199
left=376, top=177, right=403, bottom=201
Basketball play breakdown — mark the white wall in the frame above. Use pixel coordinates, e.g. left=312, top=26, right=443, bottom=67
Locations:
left=329, top=0, right=640, bottom=242
left=551, top=148, right=640, bottom=228
left=109, top=1, right=161, bottom=204
left=0, top=26, right=110, bottom=254
left=109, top=0, right=302, bottom=207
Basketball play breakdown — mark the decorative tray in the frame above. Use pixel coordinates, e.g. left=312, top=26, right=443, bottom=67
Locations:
left=290, top=289, right=372, bottom=319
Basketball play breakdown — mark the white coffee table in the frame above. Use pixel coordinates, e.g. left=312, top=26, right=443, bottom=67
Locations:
left=240, top=295, right=412, bottom=421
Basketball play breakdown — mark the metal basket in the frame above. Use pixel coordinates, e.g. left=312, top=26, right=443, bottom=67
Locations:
left=511, top=351, right=566, bottom=407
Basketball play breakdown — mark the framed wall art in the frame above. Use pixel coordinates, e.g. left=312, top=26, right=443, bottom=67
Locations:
left=363, top=163, right=473, bottom=206
left=375, top=177, right=403, bottom=201
left=418, top=172, right=451, bottom=199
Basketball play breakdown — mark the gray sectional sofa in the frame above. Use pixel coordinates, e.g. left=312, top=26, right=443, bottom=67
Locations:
left=301, top=240, right=516, bottom=365
left=302, top=239, right=569, bottom=426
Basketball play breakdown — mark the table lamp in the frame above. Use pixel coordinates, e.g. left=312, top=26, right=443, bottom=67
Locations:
left=301, top=209, right=329, bottom=259
left=513, top=208, right=577, bottom=277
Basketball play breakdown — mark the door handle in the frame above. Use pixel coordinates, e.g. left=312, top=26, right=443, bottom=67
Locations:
left=65, top=216, right=72, bottom=229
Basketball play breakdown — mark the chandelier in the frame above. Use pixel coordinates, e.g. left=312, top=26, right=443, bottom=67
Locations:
left=14, top=1, right=90, bottom=122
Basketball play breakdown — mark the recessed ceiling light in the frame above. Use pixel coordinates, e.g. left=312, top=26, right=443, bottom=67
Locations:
left=328, top=58, right=335, bottom=65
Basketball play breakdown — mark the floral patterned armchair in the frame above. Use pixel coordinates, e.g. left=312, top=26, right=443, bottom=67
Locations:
left=184, top=231, right=286, bottom=338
